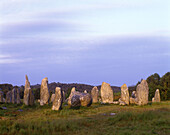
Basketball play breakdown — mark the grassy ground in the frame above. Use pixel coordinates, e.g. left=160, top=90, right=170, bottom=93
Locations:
left=0, top=101, right=170, bottom=135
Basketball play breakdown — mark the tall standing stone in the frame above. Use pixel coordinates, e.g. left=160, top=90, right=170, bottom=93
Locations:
left=16, top=88, right=21, bottom=104
left=152, top=89, right=161, bottom=103
left=136, top=80, right=149, bottom=105
left=91, top=86, right=99, bottom=103
left=40, top=77, right=50, bottom=106
left=119, top=84, right=129, bottom=105
left=12, top=88, right=17, bottom=104
left=52, top=87, right=63, bottom=110
left=6, top=91, right=12, bottom=103
left=68, top=87, right=76, bottom=106
left=24, top=75, right=34, bottom=105
left=101, top=82, right=114, bottom=103
left=0, top=90, right=4, bottom=103
left=50, top=94, right=55, bottom=103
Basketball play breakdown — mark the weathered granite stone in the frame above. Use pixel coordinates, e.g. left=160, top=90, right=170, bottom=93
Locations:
left=119, top=84, right=129, bottom=105
left=71, top=95, right=81, bottom=107
left=16, top=88, right=21, bottom=104
left=91, top=86, right=99, bottom=103
left=52, top=87, right=63, bottom=111
left=12, top=88, right=17, bottom=104
left=131, top=91, right=136, bottom=98
left=24, top=75, right=34, bottom=105
left=152, top=89, right=161, bottom=103
left=130, top=97, right=137, bottom=104
left=0, top=90, right=4, bottom=103
left=50, top=94, right=55, bottom=103
left=6, top=91, right=12, bottom=103
left=136, top=80, right=149, bottom=105
left=68, top=88, right=92, bottom=107
left=112, top=101, right=119, bottom=105
left=40, top=77, right=50, bottom=106
left=101, top=82, right=114, bottom=103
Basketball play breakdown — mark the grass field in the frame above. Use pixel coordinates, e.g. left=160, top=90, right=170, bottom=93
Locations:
left=0, top=101, right=170, bottom=135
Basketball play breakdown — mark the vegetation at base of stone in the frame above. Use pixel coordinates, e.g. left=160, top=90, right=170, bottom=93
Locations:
left=136, top=72, right=170, bottom=101
left=0, top=101, right=170, bottom=135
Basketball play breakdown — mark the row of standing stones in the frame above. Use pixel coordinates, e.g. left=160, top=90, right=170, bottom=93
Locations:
left=0, top=75, right=161, bottom=111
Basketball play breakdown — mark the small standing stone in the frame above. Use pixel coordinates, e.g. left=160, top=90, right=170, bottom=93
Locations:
left=16, top=88, right=21, bottom=104
left=84, top=90, right=87, bottom=93
left=12, top=88, right=17, bottom=104
left=0, top=90, right=4, bottom=103
left=40, top=77, right=50, bottom=106
left=52, top=87, right=63, bottom=111
left=6, top=91, right=12, bottom=103
left=119, top=84, right=129, bottom=105
left=152, top=89, right=161, bottom=103
left=101, top=82, right=114, bottom=103
left=91, top=86, right=99, bottom=103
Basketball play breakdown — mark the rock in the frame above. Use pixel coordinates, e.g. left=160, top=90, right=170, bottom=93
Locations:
left=68, top=88, right=92, bottom=107
left=0, top=90, right=4, bottom=103
left=112, top=101, right=119, bottom=104
left=129, top=97, right=137, bottom=104
left=24, top=75, right=34, bottom=105
left=91, top=86, right=99, bottom=103
left=101, top=82, right=114, bottom=103
left=12, top=88, right=17, bottom=104
left=84, top=90, right=87, bottom=93
left=152, top=89, right=161, bottom=103
left=6, top=91, right=12, bottom=103
left=71, top=95, right=81, bottom=107
left=119, top=84, right=129, bottom=105
left=50, top=94, right=55, bottom=103
left=16, top=88, right=21, bottom=104
left=131, top=91, right=136, bottom=98
left=40, top=77, right=50, bottom=106
left=136, top=80, right=149, bottom=105
left=52, top=87, right=63, bottom=111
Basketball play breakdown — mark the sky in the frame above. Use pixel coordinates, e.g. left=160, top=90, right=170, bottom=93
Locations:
left=0, top=0, right=170, bottom=86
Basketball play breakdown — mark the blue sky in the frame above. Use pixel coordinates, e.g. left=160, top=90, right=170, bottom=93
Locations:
left=0, top=0, right=170, bottom=86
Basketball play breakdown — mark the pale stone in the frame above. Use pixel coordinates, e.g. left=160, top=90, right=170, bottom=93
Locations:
left=136, top=80, right=149, bottom=105
left=68, top=88, right=92, bottom=107
left=84, top=90, right=87, bottom=93
left=24, top=75, right=34, bottom=106
left=12, top=88, right=17, bottom=104
left=6, top=91, right=12, bottom=103
left=52, top=87, right=63, bottom=111
left=112, top=101, right=119, bottom=104
left=131, top=91, right=136, bottom=98
left=101, top=82, right=114, bottom=103
left=91, top=86, right=99, bottom=103
left=40, top=77, right=50, bottom=106
left=0, top=90, right=4, bottom=103
left=152, top=89, right=161, bottom=103
left=119, top=84, right=129, bottom=105
left=130, top=97, right=137, bottom=104
left=71, top=95, right=81, bottom=107
left=50, top=94, right=55, bottom=103
left=16, top=88, right=21, bottom=104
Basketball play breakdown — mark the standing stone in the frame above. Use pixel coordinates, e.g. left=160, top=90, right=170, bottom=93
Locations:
left=16, top=88, right=21, bottom=104
left=131, top=91, right=136, bottom=98
left=101, top=82, right=114, bottom=103
left=68, top=87, right=76, bottom=106
left=119, top=84, right=129, bottom=105
left=50, top=94, right=55, bottom=103
left=152, top=89, right=161, bottom=103
left=40, top=77, right=50, bottom=106
left=12, top=88, right=17, bottom=104
left=24, top=75, right=34, bottom=105
left=136, top=80, right=149, bottom=105
left=71, top=95, right=81, bottom=107
left=84, top=90, right=87, bottom=93
left=91, top=86, right=99, bottom=103
left=52, top=87, right=63, bottom=111
left=0, top=90, right=4, bottom=103
left=6, top=91, right=12, bottom=103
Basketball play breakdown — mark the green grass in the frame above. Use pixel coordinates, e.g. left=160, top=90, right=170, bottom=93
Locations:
left=0, top=101, right=170, bottom=135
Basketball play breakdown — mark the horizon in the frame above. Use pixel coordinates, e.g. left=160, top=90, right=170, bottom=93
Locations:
left=0, top=0, right=170, bottom=86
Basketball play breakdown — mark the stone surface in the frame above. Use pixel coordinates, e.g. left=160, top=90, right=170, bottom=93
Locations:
left=52, top=87, right=63, bottom=111
left=112, top=101, right=119, bottom=105
left=119, top=84, right=129, bottom=105
left=62, top=91, right=66, bottom=102
left=131, top=91, right=136, bottom=98
left=68, top=88, right=92, bottom=107
left=129, top=97, right=137, bottom=104
left=91, top=86, right=99, bottom=103
left=6, top=91, right=12, bottom=103
left=24, top=75, right=34, bottom=105
left=101, top=82, right=114, bottom=103
left=16, top=88, right=21, bottom=104
left=50, top=94, right=55, bottom=103
left=40, top=77, right=50, bottom=106
left=152, top=89, right=161, bottom=103
left=12, top=88, right=17, bottom=104
left=71, top=95, right=81, bottom=107
left=0, top=90, right=4, bottom=103
left=84, top=90, right=87, bottom=93
left=136, top=80, right=149, bottom=105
